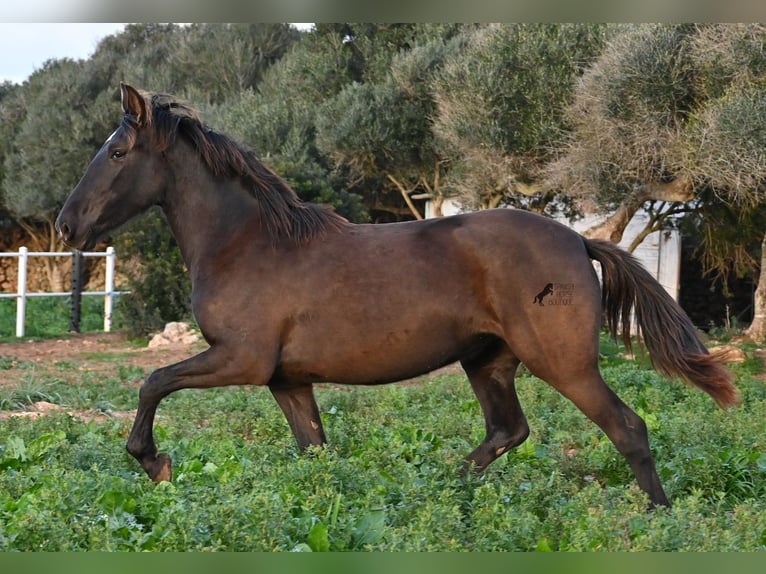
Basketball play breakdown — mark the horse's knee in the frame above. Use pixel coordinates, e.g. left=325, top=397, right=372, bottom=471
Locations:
left=138, top=369, right=169, bottom=403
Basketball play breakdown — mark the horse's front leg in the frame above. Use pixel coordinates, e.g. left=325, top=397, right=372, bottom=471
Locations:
left=126, top=345, right=269, bottom=482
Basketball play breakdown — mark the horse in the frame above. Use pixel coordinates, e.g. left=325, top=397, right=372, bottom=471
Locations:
left=56, top=83, right=739, bottom=508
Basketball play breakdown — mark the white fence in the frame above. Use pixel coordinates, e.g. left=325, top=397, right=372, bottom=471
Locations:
left=0, top=246, right=126, bottom=337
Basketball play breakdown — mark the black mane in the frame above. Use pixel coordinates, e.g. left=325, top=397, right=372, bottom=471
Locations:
left=127, top=91, right=348, bottom=244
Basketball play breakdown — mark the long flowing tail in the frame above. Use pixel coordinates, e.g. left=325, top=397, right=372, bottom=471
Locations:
left=584, top=238, right=739, bottom=409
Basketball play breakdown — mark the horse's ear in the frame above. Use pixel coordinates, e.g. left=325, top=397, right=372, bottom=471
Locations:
left=120, top=82, right=147, bottom=126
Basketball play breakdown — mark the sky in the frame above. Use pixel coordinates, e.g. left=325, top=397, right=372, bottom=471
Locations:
left=0, top=23, right=127, bottom=84
left=0, top=22, right=319, bottom=85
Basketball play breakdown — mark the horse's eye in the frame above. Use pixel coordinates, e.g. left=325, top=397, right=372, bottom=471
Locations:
left=110, top=150, right=127, bottom=160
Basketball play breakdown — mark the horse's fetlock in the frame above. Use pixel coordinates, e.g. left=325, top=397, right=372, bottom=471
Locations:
left=126, top=438, right=155, bottom=460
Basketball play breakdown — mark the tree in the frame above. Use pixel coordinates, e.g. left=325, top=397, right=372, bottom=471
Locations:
left=548, top=23, right=766, bottom=336
left=431, top=23, right=606, bottom=213
left=317, top=40, right=456, bottom=219
left=682, top=24, right=766, bottom=339
left=170, top=23, right=300, bottom=104
left=315, top=26, right=463, bottom=219
left=207, top=29, right=368, bottom=223
left=1, top=59, right=111, bottom=290
left=0, top=81, right=23, bottom=202
left=87, top=23, right=185, bottom=93
left=546, top=24, right=700, bottom=243
left=210, top=28, right=354, bottom=158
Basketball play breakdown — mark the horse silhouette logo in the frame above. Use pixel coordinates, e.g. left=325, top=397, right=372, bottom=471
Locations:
left=533, top=283, right=554, bottom=306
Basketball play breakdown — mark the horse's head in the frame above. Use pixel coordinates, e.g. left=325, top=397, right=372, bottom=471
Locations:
left=56, top=83, right=167, bottom=250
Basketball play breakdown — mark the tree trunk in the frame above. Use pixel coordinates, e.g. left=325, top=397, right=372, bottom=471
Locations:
left=479, top=192, right=504, bottom=210
left=582, top=201, right=640, bottom=243
left=430, top=195, right=444, bottom=217
left=745, top=230, right=766, bottom=342
left=582, top=177, right=694, bottom=244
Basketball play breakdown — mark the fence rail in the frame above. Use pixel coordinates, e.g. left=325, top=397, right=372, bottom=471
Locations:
left=0, top=246, right=128, bottom=337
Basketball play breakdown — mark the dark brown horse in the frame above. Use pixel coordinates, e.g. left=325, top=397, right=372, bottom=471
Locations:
left=56, top=83, right=739, bottom=508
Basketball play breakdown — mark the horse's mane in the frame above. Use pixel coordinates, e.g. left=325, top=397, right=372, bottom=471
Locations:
left=125, top=91, right=348, bottom=245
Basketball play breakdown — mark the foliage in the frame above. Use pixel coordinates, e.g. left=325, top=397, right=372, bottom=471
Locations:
left=1, top=59, right=100, bottom=222
left=266, top=157, right=368, bottom=223
left=314, top=25, right=460, bottom=219
left=206, top=30, right=369, bottom=222
left=113, top=210, right=192, bottom=337
left=678, top=193, right=766, bottom=285
left=170, top=23, right=301, bottom=105
left=0, top=82, right=23, bottom=192
left=432, top=23, right=607, bottom=211
left=548, top=23, right=699, bottom=208
left=0, top=336, right=764, bottom=550
left=686, top=79, right=766, bottom=205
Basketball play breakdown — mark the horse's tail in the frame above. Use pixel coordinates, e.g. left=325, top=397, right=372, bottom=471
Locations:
left=584, top=238, right=739, bottom=409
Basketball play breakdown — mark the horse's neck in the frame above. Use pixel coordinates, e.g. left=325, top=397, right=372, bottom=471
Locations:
left=161, top=167, right=263, bottom=277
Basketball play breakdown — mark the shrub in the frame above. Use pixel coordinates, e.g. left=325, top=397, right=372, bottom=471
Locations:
left=113, top=208, right=192, bottom=337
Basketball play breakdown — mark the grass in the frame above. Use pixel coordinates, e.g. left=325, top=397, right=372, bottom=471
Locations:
left=0, top=296, right=120, bottom=341
left=0, top=335, right=764, bottom=551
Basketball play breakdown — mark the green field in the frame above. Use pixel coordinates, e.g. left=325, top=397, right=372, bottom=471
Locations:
left=0, top=296, right=118, bottom=341
left=0, top=337, right=764, bottom=551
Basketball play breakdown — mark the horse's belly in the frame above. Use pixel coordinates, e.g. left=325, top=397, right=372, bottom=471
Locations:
left=276, top=322, right=492, bottom=385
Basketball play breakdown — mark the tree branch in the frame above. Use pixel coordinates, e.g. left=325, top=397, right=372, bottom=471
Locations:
left=386, top=174, right=424, bottom=220
left=583, top=176, right=695, bottom=243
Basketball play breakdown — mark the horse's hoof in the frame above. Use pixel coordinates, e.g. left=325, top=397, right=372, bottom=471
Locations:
left=150, top=453, right=173, bottom=482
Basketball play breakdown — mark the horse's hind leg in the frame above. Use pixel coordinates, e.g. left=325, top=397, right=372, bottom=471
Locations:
left=461, top=344, right=529, bottom=472
left=547, top=368, right=670, bottom=507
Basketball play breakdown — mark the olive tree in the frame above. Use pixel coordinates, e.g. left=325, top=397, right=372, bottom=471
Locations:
left=431, top=23, right=606, bottom=213
left=683, top=24, right=766, bottom=339
left=546, top=24, right=700, bottom=243
left=1, top=59, right=110, bottom=290
left=549, top=23, right=766, bottom=337
left=316, top=38, right=455, bottom=219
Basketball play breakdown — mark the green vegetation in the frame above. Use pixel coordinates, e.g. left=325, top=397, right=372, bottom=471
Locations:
left=0, top=337, right=763, bottom=551
left=0, top=296, right=122, bottom=342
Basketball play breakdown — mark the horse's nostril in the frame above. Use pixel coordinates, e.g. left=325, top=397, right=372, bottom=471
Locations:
left=59, top=222, right=71, bottom=240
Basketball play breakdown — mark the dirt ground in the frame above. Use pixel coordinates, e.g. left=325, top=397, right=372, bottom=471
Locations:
left=0, top=332, right=206, bottom=386
left=0, top=332, right=208, bottom=422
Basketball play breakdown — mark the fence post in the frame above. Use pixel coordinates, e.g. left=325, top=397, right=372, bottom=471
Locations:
left=69, top=249, right=83, bottom=333
left=16, top=246, right=28, bottom=338
left=104, top=246, right=115, bottom=332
